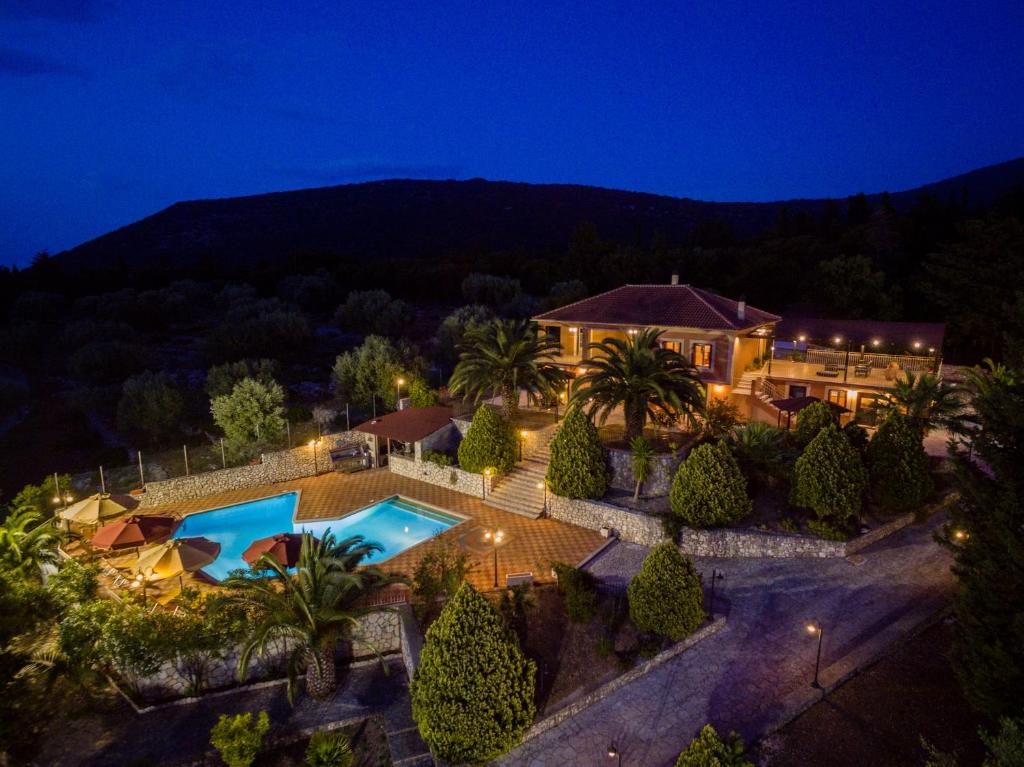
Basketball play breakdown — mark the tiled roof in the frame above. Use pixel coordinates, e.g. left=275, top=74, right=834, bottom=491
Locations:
left=532, top=284, right=781, bottom=331
left=776, top=317, right=946, bottom=351
left=354, top=406, right=453, bottom=443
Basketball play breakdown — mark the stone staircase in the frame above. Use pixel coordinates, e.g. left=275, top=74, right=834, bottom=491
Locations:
left=483, top=425, right=557, bottom=519
left=733, top=369, right=762, bottom=396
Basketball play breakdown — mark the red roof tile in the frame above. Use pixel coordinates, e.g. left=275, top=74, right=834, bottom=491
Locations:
left=532, top=284, right=780, bottom=331
left=354, top=406, right=453, bottom=443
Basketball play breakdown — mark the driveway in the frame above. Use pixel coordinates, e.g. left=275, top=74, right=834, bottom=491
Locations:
left=497, top=515, right=954, bottom=767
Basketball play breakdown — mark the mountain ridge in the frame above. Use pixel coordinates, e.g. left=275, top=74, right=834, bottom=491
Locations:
left=55, top=156, right=1024, bottom=272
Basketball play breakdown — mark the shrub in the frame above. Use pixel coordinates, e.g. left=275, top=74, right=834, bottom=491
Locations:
left=411, top=543, right=475, bottom=624
left=867, top=413, right=933, bottom=513
left=407, top=376, right=439, bottom=407
left=552, top=562, right=599, bottom=623
left=304, top=730, right=353, bottom=767
left=205, top=358, right=279, bottom=399
left=411, top=584, right=536, bottom=764
left=794, top=400, right=837, bottom=446
left=627, top=542, right=704, bottom=641
left=116, top=371, right=184, bottom=444
left=843, top=421, right=870, bottom=458
left=210, top=377, right=287, bottom=460
left=702, top=398, right=741, bottom=441
left=210, top=711, right=270, bottom=767
left=791, top=424, right=867, bottom=530
left=333, top=289, right=414, bottom=337
left=457, top=405, right=516, bottom=474
left=670, top=442, right=752, bottom=527
left=675, top=724, right=752, bottom=767
left=546, top=406, right=607, bottom=499
left=421, top=450, right=453, bottom=467
left=47, top=559, right=99, bottom=614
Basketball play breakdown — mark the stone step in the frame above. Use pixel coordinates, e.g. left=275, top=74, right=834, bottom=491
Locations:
left=482, top=497, right=543, bottom=519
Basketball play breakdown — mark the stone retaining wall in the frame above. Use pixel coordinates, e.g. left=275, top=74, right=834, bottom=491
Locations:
left=678, top=527, right=845, bottom=558
left=129, top=609, right=400, bottom=702
left=606, top=448, right=685, bottom=496
left=389, top=454, right=491, bottom=497
left=547, top=495, right=665, bottom=546
left=137, top=431, right=361, bottom=507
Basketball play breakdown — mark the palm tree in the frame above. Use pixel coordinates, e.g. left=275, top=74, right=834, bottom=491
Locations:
left=728, top=422, right=791, bottom=491
left=572, top=329, right=705, bottom=442
left=630, top=435, right=655, bottom=501
left=0, top=505, right=64, bottom=576
left=449, top=319, right=569, bottom=421
left=874, top=371, right=967, bottom=436
left=225, top=531, right=400, bottom=702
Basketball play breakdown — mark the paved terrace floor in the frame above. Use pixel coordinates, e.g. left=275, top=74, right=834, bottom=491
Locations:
left=497, top=514, right=955, bottom=767
left=136, top=468, right=605, bottom=591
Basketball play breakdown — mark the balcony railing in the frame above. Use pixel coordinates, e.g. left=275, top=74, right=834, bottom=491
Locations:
left=764, top=347, right=938, bottom=386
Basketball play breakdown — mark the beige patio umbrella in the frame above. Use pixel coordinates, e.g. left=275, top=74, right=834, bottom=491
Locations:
left=134, top=536, right=221, bottom=589
left=59, top=493, right=129, bottom=527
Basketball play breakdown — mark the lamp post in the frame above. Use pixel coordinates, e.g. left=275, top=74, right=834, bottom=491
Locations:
left=309, top=439, right=320, bottom=475
left=396, top=377, right=405, bottom=409
left=482, top=467, right=491, bottom=499
left=518, top=429, right=528, bottom=462
left=484, top=529, right=503, bottom=588
left=806, top=622, right=824, bottom=689
left=607, top=742, right=622, bottom=766
left=537, top=481, right=547, bottom=515
left=708, top=569, right=724, bottom=617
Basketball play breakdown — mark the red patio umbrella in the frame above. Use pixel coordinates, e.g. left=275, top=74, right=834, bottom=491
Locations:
left=242, top=532, right=313, bottom=568
left=91, top=515, right=176, bottom=551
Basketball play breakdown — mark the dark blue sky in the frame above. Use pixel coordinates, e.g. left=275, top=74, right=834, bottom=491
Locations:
left=2, top=0, right=1023, bottom=265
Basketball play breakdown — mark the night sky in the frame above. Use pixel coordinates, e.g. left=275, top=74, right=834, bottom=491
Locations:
left=2, top=0, right=1023, bottom=265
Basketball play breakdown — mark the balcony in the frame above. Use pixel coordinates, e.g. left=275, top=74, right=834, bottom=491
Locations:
left=761, top=348, right=938, bottom=389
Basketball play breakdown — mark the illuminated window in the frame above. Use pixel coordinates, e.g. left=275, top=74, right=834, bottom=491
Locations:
left=827, top=389, right=847, bottom=408
left=692, top=342, right=713, bottom=368
left=662, top=341, right=683, bottom=354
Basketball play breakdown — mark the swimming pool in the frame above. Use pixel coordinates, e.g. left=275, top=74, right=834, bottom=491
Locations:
left=172, top=492, right=460, bottom=581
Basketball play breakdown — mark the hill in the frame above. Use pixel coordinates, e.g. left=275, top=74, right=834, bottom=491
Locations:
left=54, top=157, right=1024, bottom=273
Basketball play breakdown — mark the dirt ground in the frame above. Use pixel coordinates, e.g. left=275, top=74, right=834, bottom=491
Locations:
left=757, top=620, right=987, bottom=767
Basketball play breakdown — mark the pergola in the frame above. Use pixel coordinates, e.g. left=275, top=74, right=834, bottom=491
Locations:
left=353, top=406, right=454, bottom=466
left=770, top=395, right=850, bottom=429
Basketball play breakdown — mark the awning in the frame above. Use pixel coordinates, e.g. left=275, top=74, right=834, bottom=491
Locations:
left=354, top=406, right=453, bottom=444
left=770, top=395, right=850, bottom=414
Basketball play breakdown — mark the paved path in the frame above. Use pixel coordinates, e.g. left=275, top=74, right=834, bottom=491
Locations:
left=497, top=516, right=954, bottom=767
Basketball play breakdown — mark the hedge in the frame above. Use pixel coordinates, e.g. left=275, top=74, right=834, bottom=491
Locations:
left=457, top=405, right=516, bottom=474
left=628, top=542, right=704, bottom=641
left=411, top=583, right=536, bottom=765
left=794, top=400, right=836, bottom=446
left=546, top=406, right=608, bottom=499
left=670, top=441, right=752, bottom=527
left=675, top=724, right=752, bottom=767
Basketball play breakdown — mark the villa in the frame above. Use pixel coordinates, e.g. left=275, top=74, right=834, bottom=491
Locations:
left=533, top=275, right=945, bottom=426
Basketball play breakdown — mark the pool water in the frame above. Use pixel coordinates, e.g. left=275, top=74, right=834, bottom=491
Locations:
left=172, top=492, right=458, bottom=581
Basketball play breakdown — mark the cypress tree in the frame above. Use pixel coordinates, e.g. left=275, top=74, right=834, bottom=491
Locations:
left=791, top=424, right=867, bottom=529
left=942, top=363, right=1024, bottom=719
left=794, top=400, right=837, bottom=446
left=411, top=584, right=536, bottom=764
left=670, top=441, right=751, bottom=527
left=546, top=406, right=608, bottom=499
left=628, top=542, right=704, bottom=641
left=457, top=405, right=516, bottom=474
left=867, top=413, right=933, bottom=513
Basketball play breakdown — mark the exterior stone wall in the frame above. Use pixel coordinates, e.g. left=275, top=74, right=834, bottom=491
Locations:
left=546, top=495, right=666, bottom=547
left=389, top=454, right=491, bottom=497
left=128, top=609, right=400, bottom=702
left=606, top=448, right=685, bottom=496
left=677, top=527, right=846, bottom=558
left=137, top=431, right=360, bottom=508
left=414, top=422, right=461, bottom=461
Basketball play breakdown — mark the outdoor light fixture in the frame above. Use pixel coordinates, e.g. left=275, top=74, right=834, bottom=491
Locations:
left=484, top=529, right=504, bottom=587
left=607, top=743, right=621, bottom=766
left=309, top=439, right=321, bottom=474
left=482, top=467, right=492, bottom=499
left=396, top=377, right=405, bottom=405
left=569, top=327, right=578, bottom=333
left=833, top=336, right=842, bottom=345
left=872, top=338, right=881, bottom=347
left=518, top=429, right=528, bottom=461
left=913, top=341, right=922, bottom=349
left=798, top=335, right=807, bottom=343
left=953, top=529, right=969, bottom=541
left=806, top=622, right=824, bottom=689
left=928, top=347, right=935, bottom=354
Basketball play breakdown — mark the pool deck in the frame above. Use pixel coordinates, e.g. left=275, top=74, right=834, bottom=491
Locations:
left=129, top=468, right=605, bottom=592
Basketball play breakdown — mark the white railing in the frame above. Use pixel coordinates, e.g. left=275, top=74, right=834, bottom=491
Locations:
left=760, top=379, right=784, bottom=401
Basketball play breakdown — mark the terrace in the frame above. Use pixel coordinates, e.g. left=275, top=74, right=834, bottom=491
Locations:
left=759, top=346, right=940, bottom=389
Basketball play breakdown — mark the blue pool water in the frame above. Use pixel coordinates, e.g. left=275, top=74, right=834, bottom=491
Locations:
left=172, top=492, right=459, bottom=581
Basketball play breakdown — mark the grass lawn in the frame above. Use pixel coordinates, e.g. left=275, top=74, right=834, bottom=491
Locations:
left=757, top=620, right=986, bottom=767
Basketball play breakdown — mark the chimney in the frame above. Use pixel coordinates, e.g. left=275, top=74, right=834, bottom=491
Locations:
left=670, top=272, right=679, bottom=285
left=737, top=299, right=746, bottom=321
